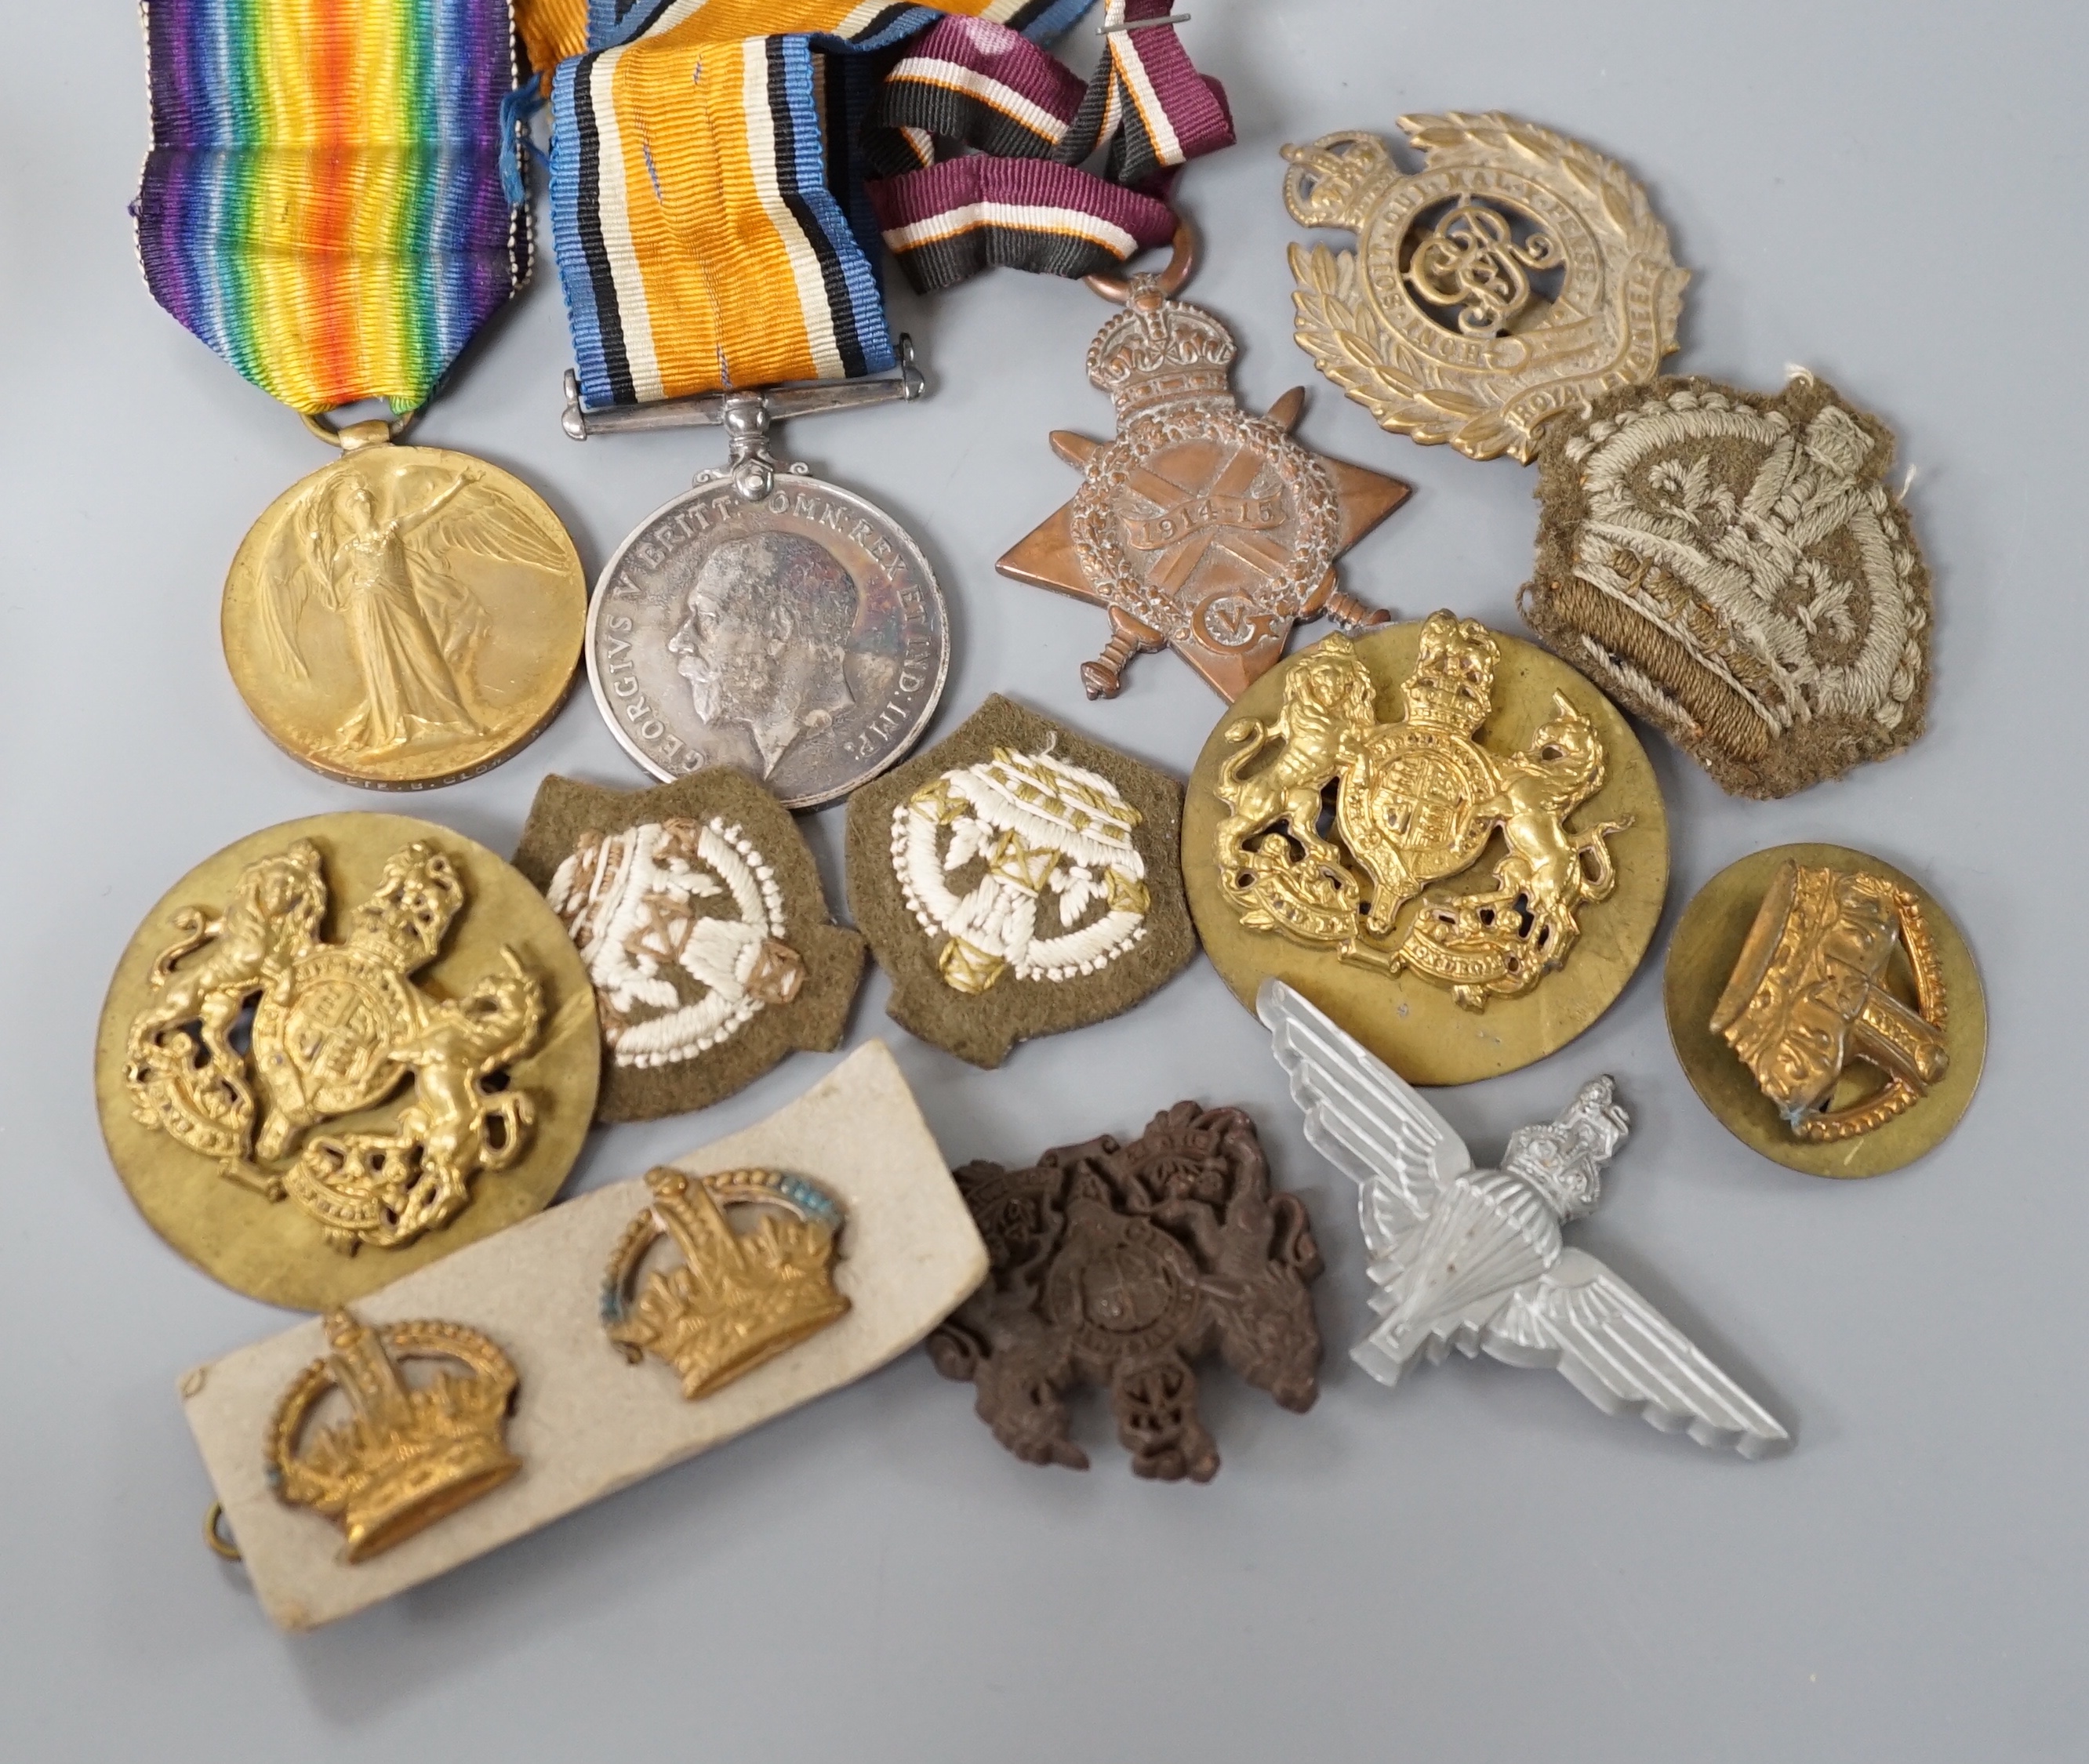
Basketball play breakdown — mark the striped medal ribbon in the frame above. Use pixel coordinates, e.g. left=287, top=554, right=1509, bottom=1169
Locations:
left=132, top=0, right=589, bottom=792
left=136, top=0, right=530, bottom=417
left=530, top=0, right=1230, bottom=410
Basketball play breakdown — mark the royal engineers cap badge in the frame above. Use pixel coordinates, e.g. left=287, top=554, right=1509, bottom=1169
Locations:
left=1184, top=616, right=1667, bottom=1084
left=1666, top=844, right=1985, bottom=1178
left=1282, top=117, right=1687, bottom=463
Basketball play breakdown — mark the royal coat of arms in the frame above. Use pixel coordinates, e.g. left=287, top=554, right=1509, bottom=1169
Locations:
left=124, top=838, right=544, bottom=1252
left=1213, top=613, right=1630, bottom=1009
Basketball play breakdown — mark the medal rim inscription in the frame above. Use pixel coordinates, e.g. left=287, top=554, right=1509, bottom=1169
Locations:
left=1182, top=622, right=1670, bottom=1085
left=1664, top=843, right=1986, bottom=1178
left=93, top=813, right=600, bottom=1311
left=220, top=444, right=587, bottom=792
left=584, top=471, right=950, bottom=810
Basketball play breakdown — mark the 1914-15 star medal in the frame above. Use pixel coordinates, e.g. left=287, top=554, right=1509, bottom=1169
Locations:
left=998, top=229, right=1410, bottom=702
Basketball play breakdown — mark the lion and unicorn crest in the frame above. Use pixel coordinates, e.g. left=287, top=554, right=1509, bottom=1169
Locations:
left=123, top=837, right=544, bottom=1254
left=1215, top=610, right=1629, bottom=1007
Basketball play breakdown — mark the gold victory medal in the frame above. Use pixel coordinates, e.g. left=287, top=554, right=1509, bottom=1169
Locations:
left=1666, top=844, right=1985, bottom=1178
left=222, top=425, right=586, bottom=789
left=1184, top=615, right=1668, bottom=1083
left=96, top=814, right=599, bottom=1309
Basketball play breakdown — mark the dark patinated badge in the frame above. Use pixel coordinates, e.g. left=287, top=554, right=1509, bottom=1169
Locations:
left=929, top=1102, right=1324, bottom=1481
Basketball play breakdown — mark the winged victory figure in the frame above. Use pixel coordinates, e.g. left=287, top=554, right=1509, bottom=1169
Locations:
left=256, top=460, right=570, bottom=757
left=1258, top=980, right=1790, bottom=1457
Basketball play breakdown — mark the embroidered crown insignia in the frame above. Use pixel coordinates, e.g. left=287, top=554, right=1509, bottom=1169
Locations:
left=601, top=1169, right=851, bottom=1401
left=267, top=1308, right=521, bottom=1563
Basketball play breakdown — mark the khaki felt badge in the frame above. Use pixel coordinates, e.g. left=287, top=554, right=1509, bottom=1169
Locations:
left=512, top=771, right=864, bottom=1123
left=1520, top=373, right=1932, bottom=798
left=844, top=695, right=1197, bottom=1068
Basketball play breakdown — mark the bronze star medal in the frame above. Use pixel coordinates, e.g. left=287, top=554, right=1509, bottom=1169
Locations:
left=997, top=228, right=1411, bottom=702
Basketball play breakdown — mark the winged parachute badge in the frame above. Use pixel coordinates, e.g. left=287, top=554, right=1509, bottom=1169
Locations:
left=1259, top=980, right=1790, bottom=1457
left=221, top=429, right=587, bottom=788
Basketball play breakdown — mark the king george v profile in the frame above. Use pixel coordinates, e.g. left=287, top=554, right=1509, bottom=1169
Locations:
left=666, top=532, right=862, bottom=778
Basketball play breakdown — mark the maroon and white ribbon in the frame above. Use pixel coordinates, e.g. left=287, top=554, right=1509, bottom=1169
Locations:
left=863, top=0, right=1233, bottom=292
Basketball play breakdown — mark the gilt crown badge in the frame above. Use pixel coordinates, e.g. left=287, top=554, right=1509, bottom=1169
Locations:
left=267, top=1307, right=521, bottom=1563
left=601, top=1168, right=851, bottom=1401
left=1664, top=844, right=1986, bottom=1179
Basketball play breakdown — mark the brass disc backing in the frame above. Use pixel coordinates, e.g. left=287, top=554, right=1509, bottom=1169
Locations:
left=1665, top=843, right=1985, bottom=1178
left=95, top=814, right=600, bottom=1309
left=1183, top=621, right=1669, bottom=1084
left=221, top=443, right=585, bottom=789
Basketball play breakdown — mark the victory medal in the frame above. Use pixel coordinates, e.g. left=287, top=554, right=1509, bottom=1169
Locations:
left=136, top=0, right=585, bottom=789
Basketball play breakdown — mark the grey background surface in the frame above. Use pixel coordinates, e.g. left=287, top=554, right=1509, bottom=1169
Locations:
left=2, top=3, right=2078, bottom=1759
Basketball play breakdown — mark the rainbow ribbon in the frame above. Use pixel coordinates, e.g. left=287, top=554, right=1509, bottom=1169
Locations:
left=136, top=0, right=530, bottom=416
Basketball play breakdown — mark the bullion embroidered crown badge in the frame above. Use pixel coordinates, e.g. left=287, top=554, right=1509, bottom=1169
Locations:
left=267, top=1307, right=521, bottom=1563
left=601, top=1168, right=850, bottom=1402
left=1521, top=374, right=1933, bottom=797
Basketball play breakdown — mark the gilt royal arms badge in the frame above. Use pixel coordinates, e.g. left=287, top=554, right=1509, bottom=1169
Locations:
left=96, top=814, right=598, bottom=1309
left=1183, top=617, right=1669, bottom=1085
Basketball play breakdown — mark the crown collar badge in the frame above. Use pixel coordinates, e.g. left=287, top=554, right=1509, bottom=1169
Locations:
left=267, top=1307, right=521, bottom=1563
left=602, top=1169, right=851, bottom=1401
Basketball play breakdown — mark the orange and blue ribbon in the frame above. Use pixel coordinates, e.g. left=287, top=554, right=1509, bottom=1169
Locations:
left=135, top=0, right=530, bottom=416
left=536, top=0, right=1226, bottom=411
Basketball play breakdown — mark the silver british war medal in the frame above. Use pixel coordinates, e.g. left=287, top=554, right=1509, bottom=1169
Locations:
left=569, top=355, right=950, bottom=810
